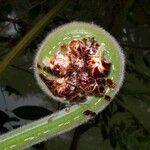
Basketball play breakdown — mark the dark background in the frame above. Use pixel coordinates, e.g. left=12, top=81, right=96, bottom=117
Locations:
left=0, top=0, right=150, bottom=150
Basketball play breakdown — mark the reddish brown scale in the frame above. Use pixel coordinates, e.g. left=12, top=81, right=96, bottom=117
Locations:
left=68, top=40, right=86, bottom=71
left=66, top=66, right=75, bottom=76
left=90, top=38, right=100, bottom=51
left=96, top=78, right=106, bottom=86
left=84, top=47, right=97, bottom=59
left=106, top=79, right=116, bottom=88
left=77, top=44, right=85, bottom=56
left=105, top=95, right=111, bottom=101
left=84, top=38, right=99, bottom=58
left=39, top=37, right=113, bottom=103
left=67, top=90, right=87, bottom=104
left=99, top=86, right=105, bottom=93
left=101, top=59, right=111, bottom=76
left=53, top=64, right=62, bottom=75
left=49, top=64, right=70, bottom=77
left=49, top=78, right=75, bottom=97
left=87, top=57, right=111, bottom=78
left=69, top=40, right=85, bottom=57
left=92, top=84, right=105, bottom=96
left=82, top=38, right=87, bottom=43
left=92, top=86, right=100, bottom=96
left=95, top=78, right=106, bottom=95
left=83, top=110, right=96, bottom=117
left=76, top=40, right=86, bottom=56
left=86, top=59, right=100, bottom=77
left=77, top=72, right=105, bottom=96
left=52, top=64, right=72, bottom=77
left=48, top=53, right=71, bottom=77
left=71, top=57, right=85, bottom=71
left=67, top=72, right=79, bottom=87
left=60, top=44, right=68, bottom=54
left=39, top=74, right=49, bottom=84
left=37, top=64, right=42, bottom=69
left=43, top=66, right=62, bottom=77
left=39, top=74, right=53, bottom=89
left=95, top=43, right=100, bottom=48
left=78, top=72, right=96, bottom=93
left=91, top=66, right=103, bottom=77
left=43, top=66, right=52, bottom=73
left=70, top=93, right=86, bottom=103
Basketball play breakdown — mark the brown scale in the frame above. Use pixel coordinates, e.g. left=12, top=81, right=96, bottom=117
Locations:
left=37, top=64, right=42, bottom=69
left=101, top=59, right=111, bottom=76
left=52, top=64, right=64, bottom=76
left=67, top=72, right=79, bottom=87
left=78, top=72, right=96, bottom=93
left=83, top=110, right=96, bottom=117
left=39, top=37, right=114, bottom=103
left=43, top=66, right=52, bottom=73
left=60, top=44, right=68, bottom=54
left=78, top=72, right=105, bottom=96
left=66, top=88, right=87, bottom=104
left=50, top=78, right=75, bottom=97
left=96, top=78, right=106, bottom=86
left=104, top=95, right=111, bottom=101
left=39, top=74, right=53, bottom=89
left=92, top=85, right=105, bottom=96
left=106, top=79, right=116, bottom=88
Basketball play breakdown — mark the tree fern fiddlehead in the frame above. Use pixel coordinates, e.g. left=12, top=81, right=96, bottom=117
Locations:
left=0, top=22, right=125, bottom=150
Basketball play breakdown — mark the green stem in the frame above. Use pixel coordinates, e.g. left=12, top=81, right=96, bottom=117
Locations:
left=0, top=0, right=69, bottom=75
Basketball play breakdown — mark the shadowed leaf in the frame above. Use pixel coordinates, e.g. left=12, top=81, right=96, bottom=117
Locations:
left=13, top=106, right=53, bottom=120
left=0, top=110, right=9, bottom=126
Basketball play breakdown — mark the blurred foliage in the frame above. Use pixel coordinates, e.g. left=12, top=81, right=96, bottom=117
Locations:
left=0, top=0, right=68, bottom=74
left=0, top=0, right=150, bottom=150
